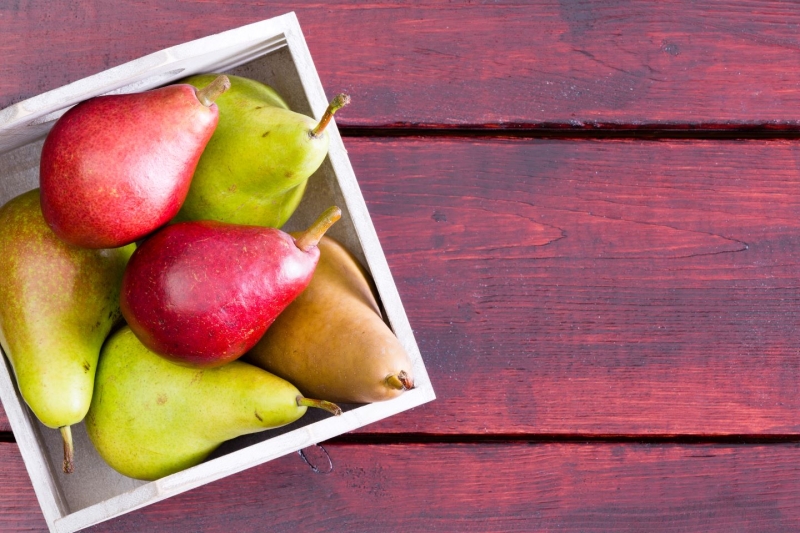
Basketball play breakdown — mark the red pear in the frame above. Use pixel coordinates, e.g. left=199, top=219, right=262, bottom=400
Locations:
left=40, top=75, right=230, bottom=249
left=120, top=206, right=341, bottom=368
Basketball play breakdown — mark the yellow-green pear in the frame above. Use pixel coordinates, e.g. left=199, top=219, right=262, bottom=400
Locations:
left=0, top=189, right=134, bottom=473
left=86, top=327, right=341, bottom=481
left=175, top=73, right=349, bottom=228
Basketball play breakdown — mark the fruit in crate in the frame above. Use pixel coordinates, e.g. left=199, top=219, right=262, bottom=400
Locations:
left=85, top=326, right=341, bottom=481
left=175, top=73, right=349, bottom=228
left=39, top=75, right=230, bottom=248
left=120, top=206, right=342, bottom=368
left=246, top=236, right=414, bottom=403
left=0, top=189, right=134, bottom=473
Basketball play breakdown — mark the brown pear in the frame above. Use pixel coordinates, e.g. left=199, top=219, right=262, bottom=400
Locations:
left=245, top=236, right=413, bottom=403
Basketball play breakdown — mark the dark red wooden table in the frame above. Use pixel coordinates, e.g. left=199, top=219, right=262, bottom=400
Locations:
left=3, top=1, right=800, bottom=531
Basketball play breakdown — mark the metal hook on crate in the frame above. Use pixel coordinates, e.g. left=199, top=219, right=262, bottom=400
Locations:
left=298, top=444, right=333, bottom=474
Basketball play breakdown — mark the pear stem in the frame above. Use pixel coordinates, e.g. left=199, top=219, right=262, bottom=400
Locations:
left=310, top=94, right=351, bottom=138
left=297, top=396, right=342, bottom=416
left=294, top=206, right=342, bottom=252
left=195, top=75, right=231, bottom=107
left=60, top=426, right=74, bottom=474
left=386, top=370, right=414, bottom=391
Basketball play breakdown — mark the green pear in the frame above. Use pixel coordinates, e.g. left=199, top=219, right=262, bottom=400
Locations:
left=0, top=189, right=134, bottom=473
left=174, top=73, right=349, bottom=228
left=86, top=326, right=341, bottom=481
left=246, top=236, right=414, bottom=404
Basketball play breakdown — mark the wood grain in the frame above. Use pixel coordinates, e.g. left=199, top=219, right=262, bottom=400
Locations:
left=2, top=441, right=800, bottom=532
left=3, top=137, right=800, bottom=436
left=0, top=444, right=46, bottom=532
left=4, top=3, right=798, bottom=531
left=4, top=1, right=800, bottom=129
left=348, top=137, right=800, bottom=435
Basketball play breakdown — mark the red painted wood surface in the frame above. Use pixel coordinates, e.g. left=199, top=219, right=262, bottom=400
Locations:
left=3, top=2, right=800, bottom=531
left=2, top=137, right=800, bottom=436
left=346, top=137, right=800, bottom=435
left=2, top=442, right=800, bottom=532
left=4, top=1, right=800, bottom=129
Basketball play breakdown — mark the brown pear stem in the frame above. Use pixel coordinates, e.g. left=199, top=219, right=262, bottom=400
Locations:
left=310, top=94, right=351, bottom=138
left=386, top=370, right=414, bottom=391
left=294, top=206, right=342, bottom=252
left=195, top=75, right=231, bottom=107
left=60, top=426, right=74, bottom=474
left=297, top=396, right=342, bottom=416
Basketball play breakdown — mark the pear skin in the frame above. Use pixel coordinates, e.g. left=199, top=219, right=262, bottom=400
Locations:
left=175, top=73, right=348, bottom=228
left=246, top=237, right=414, bottom=404
left=39, top=76, right=229, bottom=248
left=182, top=73, right=290, bottom=111
left=120, top=206, right=341, bottom=368
left=0, top=189, right=134, bottom=472
left=86, top=327, right=340, bottom=481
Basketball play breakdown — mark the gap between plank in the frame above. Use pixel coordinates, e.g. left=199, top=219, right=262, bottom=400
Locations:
left=327, top=433, right=800, bottom=445
left=339, top=125, right=800, bottom=140
left=3, top=432, right=800, bottom=446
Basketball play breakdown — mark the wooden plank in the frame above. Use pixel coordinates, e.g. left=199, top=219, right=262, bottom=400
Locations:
left=0, top=443, right=47, bottom=531
left=347, top=137, right=800, bottom=435
left=4, top=1, right=800, bottom=129
left=3, top=137, right=800, bottom=436
left=2, top=441, right=800, bottom=532
left=7, top=137, right=800, bottom=436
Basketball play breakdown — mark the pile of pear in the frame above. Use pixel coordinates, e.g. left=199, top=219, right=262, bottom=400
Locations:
left=0, top=73, right=415, bottom=481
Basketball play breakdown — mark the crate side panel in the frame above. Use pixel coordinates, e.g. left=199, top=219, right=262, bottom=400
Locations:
left=228, top=46, right=314, bottom=118
left=0, top=140, right=42, bottom=205
left=39, top=421, right=146, bottom=513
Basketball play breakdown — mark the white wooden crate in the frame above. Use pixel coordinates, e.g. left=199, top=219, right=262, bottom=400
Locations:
left=0, top=13, right=435, bottom=533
